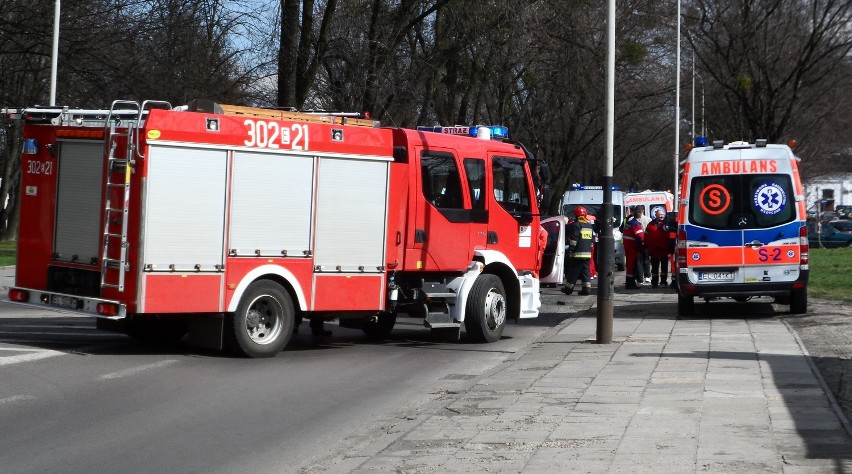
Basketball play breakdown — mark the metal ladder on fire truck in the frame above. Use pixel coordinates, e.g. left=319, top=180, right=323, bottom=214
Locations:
left=100, top=100, right=171, bottom=292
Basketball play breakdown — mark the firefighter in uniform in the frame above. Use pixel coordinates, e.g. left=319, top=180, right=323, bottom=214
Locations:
left=622, top=207, right=645, bottom=290
left=561, top=206, right=594, bottom=296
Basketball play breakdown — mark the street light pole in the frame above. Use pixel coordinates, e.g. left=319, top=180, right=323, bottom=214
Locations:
left=596, top=0, right=616, bottom=344
left=49, top=0, right=60, bottom=106
left=673, top=0, right=681, bottom=204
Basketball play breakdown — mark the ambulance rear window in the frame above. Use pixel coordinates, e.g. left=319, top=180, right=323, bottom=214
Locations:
left=689, top=174, right=796, bottom=229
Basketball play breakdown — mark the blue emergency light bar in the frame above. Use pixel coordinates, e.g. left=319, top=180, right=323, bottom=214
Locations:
left=570, top=184, right=621, bottom=191
left=694, top=136, right=708, bottom=147
left=416, top=125, right=509, bottom=140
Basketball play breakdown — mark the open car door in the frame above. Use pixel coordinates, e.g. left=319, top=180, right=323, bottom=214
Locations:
left=539, top=216, right=566, bottom=285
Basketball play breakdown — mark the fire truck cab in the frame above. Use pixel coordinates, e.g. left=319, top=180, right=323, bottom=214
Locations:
left=9, top=101, right=542, bottom=357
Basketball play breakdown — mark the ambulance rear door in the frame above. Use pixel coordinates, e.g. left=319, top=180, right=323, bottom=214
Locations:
left=684, top=149, right=801, bottom=286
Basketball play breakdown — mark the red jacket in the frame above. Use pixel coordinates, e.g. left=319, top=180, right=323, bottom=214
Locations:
left=645, top=220, right=671, bottom=258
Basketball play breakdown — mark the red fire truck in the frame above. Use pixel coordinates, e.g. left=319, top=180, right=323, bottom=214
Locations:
left=8, top=100, right=543, bottom=357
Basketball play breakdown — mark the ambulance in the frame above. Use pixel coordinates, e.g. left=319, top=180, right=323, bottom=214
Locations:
left=675, top=140, right=809, bottom=315
left=623, top=190, right=674, bottom=218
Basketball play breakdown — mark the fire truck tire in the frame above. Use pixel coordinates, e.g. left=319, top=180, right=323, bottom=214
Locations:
left=677, top=294, right=694, bottom=316
left=227, top=280, right=295, bottom=358
left=464, top=274, right=507, bottom=343
left=790, top=288, right=808, bottom=314
left=362, top=312, right=397, bottom=339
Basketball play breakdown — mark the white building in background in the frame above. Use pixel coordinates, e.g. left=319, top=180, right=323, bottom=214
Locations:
left=804, top=173, right=852, bottom=213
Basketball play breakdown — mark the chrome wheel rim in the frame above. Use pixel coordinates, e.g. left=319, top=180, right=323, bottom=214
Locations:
left=483, top=288, right=506, bottom=331
left=244, top=295, right=284, bottom=345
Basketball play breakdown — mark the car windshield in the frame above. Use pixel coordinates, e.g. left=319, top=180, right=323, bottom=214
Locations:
left=688, top=174, right=796, bottom=229
left=563, top=204, right=623, bottom=222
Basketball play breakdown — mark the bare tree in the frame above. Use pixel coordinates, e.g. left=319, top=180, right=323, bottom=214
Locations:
left=685, top=0, right=852, bottom=147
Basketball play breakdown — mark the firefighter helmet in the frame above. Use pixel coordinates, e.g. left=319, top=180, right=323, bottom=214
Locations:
left=574, top=206, right=588, bottom=218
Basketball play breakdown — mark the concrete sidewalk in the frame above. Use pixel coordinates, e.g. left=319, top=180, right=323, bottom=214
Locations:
left=309, top=287, right=852, bottom=473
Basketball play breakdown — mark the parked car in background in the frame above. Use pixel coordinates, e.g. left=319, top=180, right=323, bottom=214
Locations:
left=829, top=220, right=852, bottom=234
left=835, top=205, right=851, bottom=219
left=808, top=222, right=852, bottom=248
left=819, top=211, right=841, bottom=223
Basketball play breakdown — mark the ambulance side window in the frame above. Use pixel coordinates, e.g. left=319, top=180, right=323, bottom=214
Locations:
left=463, top=158, right=485, bottom=211
left=421, top=152, right=463, bottom=209
left=492, top=157, right=532, bottom=214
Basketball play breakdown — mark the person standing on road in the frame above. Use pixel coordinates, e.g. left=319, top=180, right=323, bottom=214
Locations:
left=622, top=208, right=645, bottom=290
left=562, top=206, right=594, bottom=296
left=645, top=208, right=671, bottom=288
left=634, top=206, right=652, bottom=283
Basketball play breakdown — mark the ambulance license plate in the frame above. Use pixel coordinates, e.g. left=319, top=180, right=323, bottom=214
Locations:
left=50, top=295, right=81, bottom=310
left=698, top=272, right=734, bottom=282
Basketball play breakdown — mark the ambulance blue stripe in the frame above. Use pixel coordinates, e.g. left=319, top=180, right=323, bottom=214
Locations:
left=742, top=222, right=804, bottom=243
left=682, top=226, right=742, bottom=246
left=683, top=221, right=803, bottom=246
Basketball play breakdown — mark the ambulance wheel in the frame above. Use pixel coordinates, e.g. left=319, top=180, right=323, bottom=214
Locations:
left=362, top=312, right=397, bottom=339
left=227, top=280, right=294, bottom=358
left=464, top=274, right=507, bottom=343
left=677, top=294, right=694, bottom=316
left=790, top=288, right=808, bottom=314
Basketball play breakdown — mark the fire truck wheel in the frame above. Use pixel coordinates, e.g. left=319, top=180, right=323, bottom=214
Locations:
left=227, top=281, right=295, bottom=358
left=677, top=294, right=695, bottom=316
left=464, top=274, right=507, bottom=343
left=790, top=288, right=807, bottom=314
left=362, top=312, right=397, bottom=339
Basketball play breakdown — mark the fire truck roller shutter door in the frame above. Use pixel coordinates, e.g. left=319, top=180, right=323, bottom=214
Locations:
left=312, top=156, right=390, bottom=311
left=54, top=141, right=105, bottom=264
left=144, top=145, right=226, bottom=272
left=229, top=151, right=313, bottom=257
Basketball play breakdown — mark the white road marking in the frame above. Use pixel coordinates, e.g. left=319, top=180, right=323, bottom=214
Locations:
left=0, top=395, right=35, bottom=405
left=100, top=360, right=178, bottom=380
left=0, top=350, right=63, bottom=366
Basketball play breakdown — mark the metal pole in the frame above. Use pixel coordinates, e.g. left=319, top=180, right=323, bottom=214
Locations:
left=702, top=81, right=705, bottom=137
left=49, top=0, right=60, bottom=106
left=691, top=50, right=695, bottom=141
left=673, top=0, right=681, bottom=205
left=596, top=0, right=615, bottom=345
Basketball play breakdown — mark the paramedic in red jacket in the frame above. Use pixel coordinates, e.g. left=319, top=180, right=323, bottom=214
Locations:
left=644, top=208, right=671, bottom=288
left=622, top=208, right=645, bottom=290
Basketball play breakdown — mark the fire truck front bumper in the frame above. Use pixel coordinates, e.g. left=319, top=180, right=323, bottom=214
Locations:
left=7, top=287, right=127, bottom=319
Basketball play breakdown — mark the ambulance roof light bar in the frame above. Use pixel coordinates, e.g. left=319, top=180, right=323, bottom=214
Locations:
left=416, top=125, right=509, bottom=140
left=570, top=184, right=621, bottom=191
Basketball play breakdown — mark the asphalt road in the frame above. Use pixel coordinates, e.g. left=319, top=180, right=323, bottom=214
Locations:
left=1, top=265, right=850, bottom=473
left=0, top=293, right=582, bottom=473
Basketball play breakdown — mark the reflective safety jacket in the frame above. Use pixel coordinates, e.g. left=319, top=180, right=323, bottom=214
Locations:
left=622, top=217, right=645, bottom=251
left=567, top=216, right=594, bottom=259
